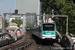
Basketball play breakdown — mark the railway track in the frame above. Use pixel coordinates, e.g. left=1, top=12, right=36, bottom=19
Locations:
left=6, top=39, right=33, bottom=50
left=39, top=45, right=53, bottom=50
left=53, top=43, right=63, bottom=50
left=37, top=39, right=73, bottom=50
left=0, top=30, right=34, bottom=50
left=38, top=43, right=63, bottom=50
left=0, top=30, right=73, bottom=50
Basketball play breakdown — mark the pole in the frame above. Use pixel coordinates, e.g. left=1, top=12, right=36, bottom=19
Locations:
left=2, top=14, right=6, bottom=33
left=47, top=15, right=48, bottom=23
left=66, top=16, right=68, bottom=35
left=23, top=14, right=26, bottom=32
left=52, top=9, right=54, bottom=18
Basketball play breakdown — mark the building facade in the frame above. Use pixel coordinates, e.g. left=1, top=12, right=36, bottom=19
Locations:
left=0, top=15, right=2, bottom=30
left=16, top=0, right=40, bottom=14
left=15, top=0, right=41, bottom=26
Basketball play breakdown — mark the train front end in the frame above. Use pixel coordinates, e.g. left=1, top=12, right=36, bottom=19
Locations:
left=41, top=23, right=56, bottom=39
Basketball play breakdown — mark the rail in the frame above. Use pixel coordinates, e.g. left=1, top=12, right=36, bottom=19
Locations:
left=15, top=40, right=33, bottom=50
left=0, top=35, right=24, bottom=48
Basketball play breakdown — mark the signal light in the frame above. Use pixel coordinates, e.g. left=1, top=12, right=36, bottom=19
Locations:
left=15, top=9, right=18, bottom=14
left=48, top=33, right=49, bottom=34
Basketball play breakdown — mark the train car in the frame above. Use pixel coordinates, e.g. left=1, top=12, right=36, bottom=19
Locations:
left=0, top=33, right=13, bottom=41
left=26, top=27, right=30, bottom=31
left=32, top=23, right=56, bottom=40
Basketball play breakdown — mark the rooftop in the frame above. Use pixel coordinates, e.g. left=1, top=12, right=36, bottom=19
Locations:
left=9, top=22, right=17, bottom=26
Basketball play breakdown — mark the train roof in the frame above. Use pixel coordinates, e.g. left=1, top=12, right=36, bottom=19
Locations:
left=39, top=23, right=55, bottom=26
left=32, top=23, right=56, bottom=29
left=41, top=23, right=55, bottom=25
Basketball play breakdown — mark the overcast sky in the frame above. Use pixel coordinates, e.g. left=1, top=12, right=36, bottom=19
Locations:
left=0, top=0, right=15, bottom=18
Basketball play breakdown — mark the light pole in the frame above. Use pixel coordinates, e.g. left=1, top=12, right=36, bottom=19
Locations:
left=2, top=14, right=6, bottom=33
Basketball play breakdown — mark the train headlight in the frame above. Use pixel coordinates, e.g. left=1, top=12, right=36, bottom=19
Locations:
left=48, top=33, right=49, bottom=34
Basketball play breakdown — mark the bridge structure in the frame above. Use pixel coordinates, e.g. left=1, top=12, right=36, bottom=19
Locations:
left=3, top=13, right=68, bottom=34
left=3, top=13, right=69, bottom=37
left=0, top=13, right=74, bottom=49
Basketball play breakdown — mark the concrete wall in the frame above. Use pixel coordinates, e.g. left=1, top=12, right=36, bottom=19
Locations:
left=16, top=0, right=40, bottom=26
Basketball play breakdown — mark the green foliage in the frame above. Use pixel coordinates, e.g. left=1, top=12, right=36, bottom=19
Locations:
left=26, top=25, right=33, bottom=28
left=11, top=19, right=22, bottom=27
left=5, top=19, right=8, bottom=28
left=71, top=35, right=75, bottom=37
left=26, top=22, right=34, bottom=28
left=39, top=20, right=44, bottom=24
left=40, top=0, right=75, bottom=34
left=40, top=0, right=53, bottom=14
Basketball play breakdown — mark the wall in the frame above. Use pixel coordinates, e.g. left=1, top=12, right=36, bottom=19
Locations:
left=16, top=0, right=40, bottom=14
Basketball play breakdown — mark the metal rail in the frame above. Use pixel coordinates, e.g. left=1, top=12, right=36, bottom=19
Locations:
left=53, top=43, right=63, bottom=50
left=0, top=34, right=24, bottom=50
left=39, top=44, right=53, bottom=50
left=39, top=44, right=42, bottom=50
left=15, top=40, right=33, bottom=50
left=1, top=31, right=33, bottom=50
left=0, top=36, right=23, bottom=49
left=5, top=39, right=33, bottom=50
left=49, top=45, right=53, bottom=50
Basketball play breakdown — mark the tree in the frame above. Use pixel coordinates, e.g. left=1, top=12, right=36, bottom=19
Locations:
left=11, top=19, right=22, bottom=27
left=40, top=0, right=75, bottom=34
left=26, top=22, right=34, bottom=28
left=39, top=20, right=44, bottom=24
left=5, top=19, right=8, bottom=28
left=26, top=25, right=34, bottom=28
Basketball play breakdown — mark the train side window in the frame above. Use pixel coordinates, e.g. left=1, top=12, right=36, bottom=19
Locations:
left=34, top=28, right=36, bottom=31
left=36, top=27, right=38, bottom=32
left=39, top=27, right=41, bottom=32
left=35, top=28, right=36, bottom=31
left=40, top=27, right=41, bottom=32
left=6, top=34, right=8, bottom=37
left=37, top=27, right=39, bottom=32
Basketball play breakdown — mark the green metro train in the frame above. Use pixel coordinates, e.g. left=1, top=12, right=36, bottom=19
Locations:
left=32, top=23, right=56, bottom=40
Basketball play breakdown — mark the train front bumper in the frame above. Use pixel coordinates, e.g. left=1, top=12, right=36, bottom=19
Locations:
left=42, top=35, right=56, bottom=39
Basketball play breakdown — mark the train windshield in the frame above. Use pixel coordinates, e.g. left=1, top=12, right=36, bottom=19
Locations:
left=43, top=24, right=54, bottom=31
